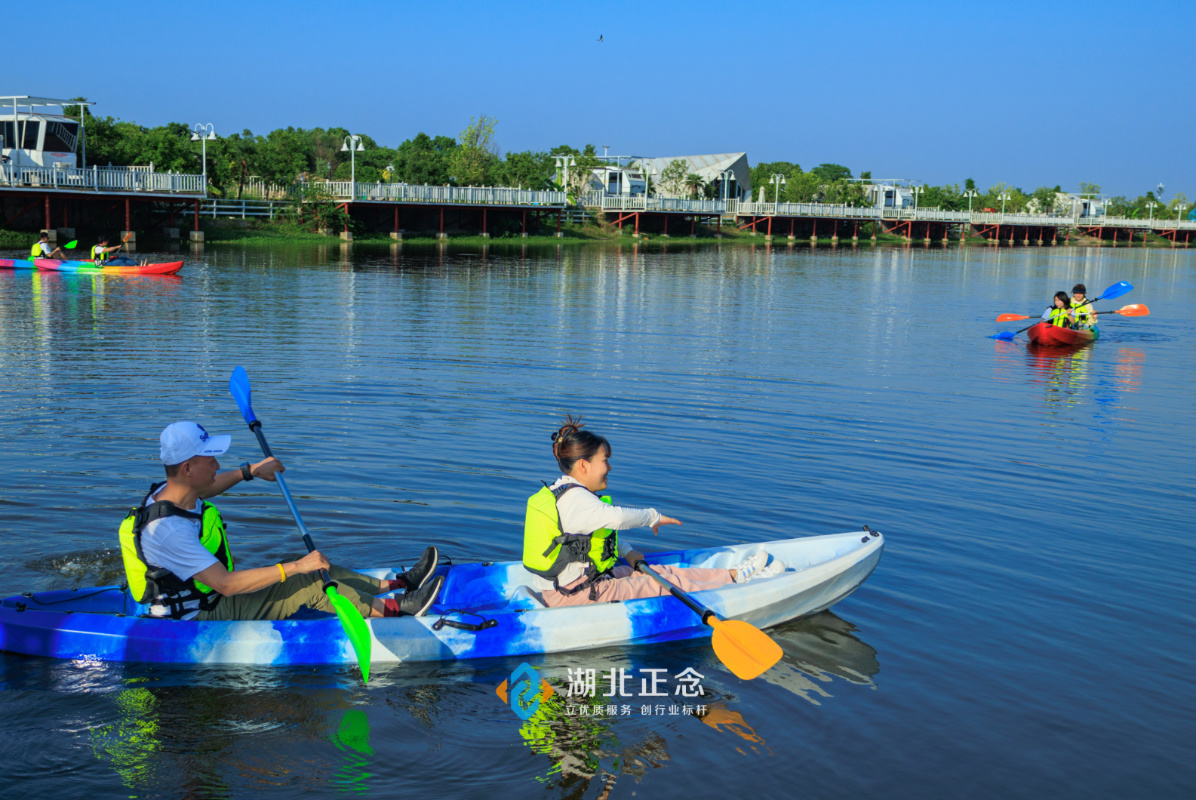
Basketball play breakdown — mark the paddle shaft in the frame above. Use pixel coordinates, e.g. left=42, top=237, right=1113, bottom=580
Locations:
left=246, top=420, right=332, bottom=585
left=635, top=561, right=715, bottom=625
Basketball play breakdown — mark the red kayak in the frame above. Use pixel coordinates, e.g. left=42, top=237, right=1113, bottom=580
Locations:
left=1026, top=321, right=1099, bottom=346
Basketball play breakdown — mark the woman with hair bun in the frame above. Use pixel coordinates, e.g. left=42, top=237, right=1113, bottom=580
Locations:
left=523, top=415, right=785, bottom=608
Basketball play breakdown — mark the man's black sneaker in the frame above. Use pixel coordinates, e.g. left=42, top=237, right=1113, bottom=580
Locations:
left=399, top=575, right=444, bottom=617
left=400, top=545, right=439, bottom=591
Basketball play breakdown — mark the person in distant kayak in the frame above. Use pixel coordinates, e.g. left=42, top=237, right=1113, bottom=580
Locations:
left=117, top=421, right=444, bottom=621
left=523, top=416, right=785, bottom=608
left=1042, top=291, right=1077, bottom=328
left=31, top=232, right=65, bottom=261
left=91, top=235, right=135, bottom=266
left=1070, top=283, right=1098, bottom=329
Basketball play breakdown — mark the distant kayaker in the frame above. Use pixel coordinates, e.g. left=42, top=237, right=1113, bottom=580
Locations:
left=117, top=421, right=444, bottom=621
left=1042, top=291, right=1077, bottom=329
left=524, top=416, right=785, bottom=608
left=31, top=232, right=65, bottom=261
left=1070, top=283, right=1098, bottom=329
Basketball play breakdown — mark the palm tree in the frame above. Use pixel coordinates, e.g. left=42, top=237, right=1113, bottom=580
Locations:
left=683, top=173, right=706, bottom=199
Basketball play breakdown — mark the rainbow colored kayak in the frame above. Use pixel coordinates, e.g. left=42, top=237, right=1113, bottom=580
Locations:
left=0, top=531, right=882, bottom=666
left=0, top=258, right=183, bottom=275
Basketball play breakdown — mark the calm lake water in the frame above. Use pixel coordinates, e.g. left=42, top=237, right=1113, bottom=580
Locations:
left=0, top=241, right=1193, bottom=799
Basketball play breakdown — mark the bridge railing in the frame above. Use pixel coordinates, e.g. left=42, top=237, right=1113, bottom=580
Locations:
left=323, top=182, right=566, bottom=206
left=580, top=193, right=727, bottom=213
left=0, top=164, right=206, bottom=195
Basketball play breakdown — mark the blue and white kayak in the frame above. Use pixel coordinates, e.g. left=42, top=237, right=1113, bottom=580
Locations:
left=0, top=531, right=883, bottom=666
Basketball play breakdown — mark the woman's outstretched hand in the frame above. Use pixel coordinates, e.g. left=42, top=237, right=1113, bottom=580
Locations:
left=651, top=515, right=682, bottom=535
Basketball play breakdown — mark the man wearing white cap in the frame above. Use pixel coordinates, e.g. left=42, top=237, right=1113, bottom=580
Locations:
left=117, top=421, right=443, bottom=621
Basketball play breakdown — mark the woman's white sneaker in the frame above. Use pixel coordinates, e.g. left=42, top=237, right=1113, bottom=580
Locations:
left=730, top=551, right=769, bottom=583
left=746, top=559, right=787, bottom=582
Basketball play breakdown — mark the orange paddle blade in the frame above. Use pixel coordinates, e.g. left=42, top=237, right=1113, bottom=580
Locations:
left=997, top=313, right=1031, bottom=322
left=708, top=617, right=782, bottom=680
left=1114, top=304, right=1150, bottom=316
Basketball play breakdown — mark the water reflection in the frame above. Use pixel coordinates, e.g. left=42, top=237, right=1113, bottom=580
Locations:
left=1025, top=341, right=1093, bottom=409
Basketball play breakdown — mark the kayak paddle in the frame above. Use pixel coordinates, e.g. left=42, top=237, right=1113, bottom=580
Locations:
left=64, top=240, right=77, bottom=249
left=996, top=304, right=1150, bottom=322
left=228, top=366, right=373, bottom=683
left=990, top=281, right=1133, bottom=340
left=633, top=560, right=782, bottom=680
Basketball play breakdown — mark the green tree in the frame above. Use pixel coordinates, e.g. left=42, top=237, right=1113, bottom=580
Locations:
left=496, top=150, right=554, bottom=188
left=1030, top=186, right=1061, bottom=215
left=658, top=159, right=689, bottom=197
left=683, top=172, right=706, bottom=199
left=449, top=114, right=499, bottom=185
left=785, top=171, right=824, bottom=203
left=750, top=161, right=801, bottom=198
left=398, top=133, right=457, bottom=184
left=964, top=177, right=976, bottom=192
left=1077, top=181, right=1101, bottom=196
left=811, top=163, right=852, bottom=182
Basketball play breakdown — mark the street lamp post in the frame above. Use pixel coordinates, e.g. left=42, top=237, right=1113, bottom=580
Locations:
left=190, top=123, right=216, bottom=194
left=719, top=168, right=734, bottom=203
left=1178, top=203, right=1188, bottom=222
left=341, top=134, right=365, bottom=197
left=643, top=162, right=656, bottom=199
left=963, top=189, right=978, bottom=213
left=770, top=173, right=787, bottom=204
left=998, top=192, right=1011, bottom=215
left=912, top=185, right=926, bottom=213
left=1146, top=201, right=1158, bottom=223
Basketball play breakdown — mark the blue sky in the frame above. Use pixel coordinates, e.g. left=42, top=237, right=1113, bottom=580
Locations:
left=15, top=0, right=1194, bottom=198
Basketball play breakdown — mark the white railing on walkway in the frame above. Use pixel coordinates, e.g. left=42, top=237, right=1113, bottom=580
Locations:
left=0, top=164, right=206, bottom=195
left=200, top=199, right=286, bottom=219
left=580, top=192, right=727, bottom=214
left=323, top=182, right=566, bottom=206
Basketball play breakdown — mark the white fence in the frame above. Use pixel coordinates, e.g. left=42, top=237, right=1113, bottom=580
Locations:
left=0, top=164, right=205, bottom=195
left=580, top=192, right=727, bottom=213
left=200, top=199, right=286, bottom=219
left=322, top=182, right=566, bottom=206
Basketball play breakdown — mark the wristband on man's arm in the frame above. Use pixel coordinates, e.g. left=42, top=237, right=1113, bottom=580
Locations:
left=240, top=462, right=254, bottom=481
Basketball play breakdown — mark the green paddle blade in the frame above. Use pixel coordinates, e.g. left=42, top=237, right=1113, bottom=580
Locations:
left=64, top=240, right=78, bottom=249
left=326, top=585, right=372, bottom=683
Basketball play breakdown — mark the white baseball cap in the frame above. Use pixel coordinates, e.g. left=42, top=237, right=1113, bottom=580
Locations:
left=160, top=421, right=231, bottom=465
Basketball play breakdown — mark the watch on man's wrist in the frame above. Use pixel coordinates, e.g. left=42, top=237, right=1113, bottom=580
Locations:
left=240, top=462, right=254, bottom=481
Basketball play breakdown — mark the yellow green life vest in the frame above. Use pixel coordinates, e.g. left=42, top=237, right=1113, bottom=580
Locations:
left=523, top=483, right=618, bottom=581
left=91, top=245, right=108, bottom=264
left=1070, top=299, right=1094, bottom=328
left=1048, top=307, right=1073, bottom=328
left=31, top=242, right=45, bottom=259
left=118, top=482, right=234, bottom=618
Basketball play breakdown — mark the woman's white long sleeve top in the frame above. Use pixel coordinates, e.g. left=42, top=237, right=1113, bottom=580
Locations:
left=548, top=475, right=660, bottom=586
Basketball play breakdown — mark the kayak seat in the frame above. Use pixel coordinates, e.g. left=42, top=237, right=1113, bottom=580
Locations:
left=504, top=585, right=547, bottom=610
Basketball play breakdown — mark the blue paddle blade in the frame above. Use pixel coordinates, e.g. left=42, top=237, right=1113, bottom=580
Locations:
left=229, top=366, right=257, bottom=424
left=990, top=331, right=1016, bottom=340
left=1098, top=281, right=1133, bottom=301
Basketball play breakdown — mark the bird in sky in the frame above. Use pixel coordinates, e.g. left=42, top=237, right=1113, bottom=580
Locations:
left=598, top=34, right=603, bottom=42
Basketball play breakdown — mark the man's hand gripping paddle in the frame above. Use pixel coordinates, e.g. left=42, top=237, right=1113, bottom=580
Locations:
left=228, top=366, right=372, bottom=683
left=989, top=281, right=1134, bottom=340
left=633, top=560, right=782, bottom=680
